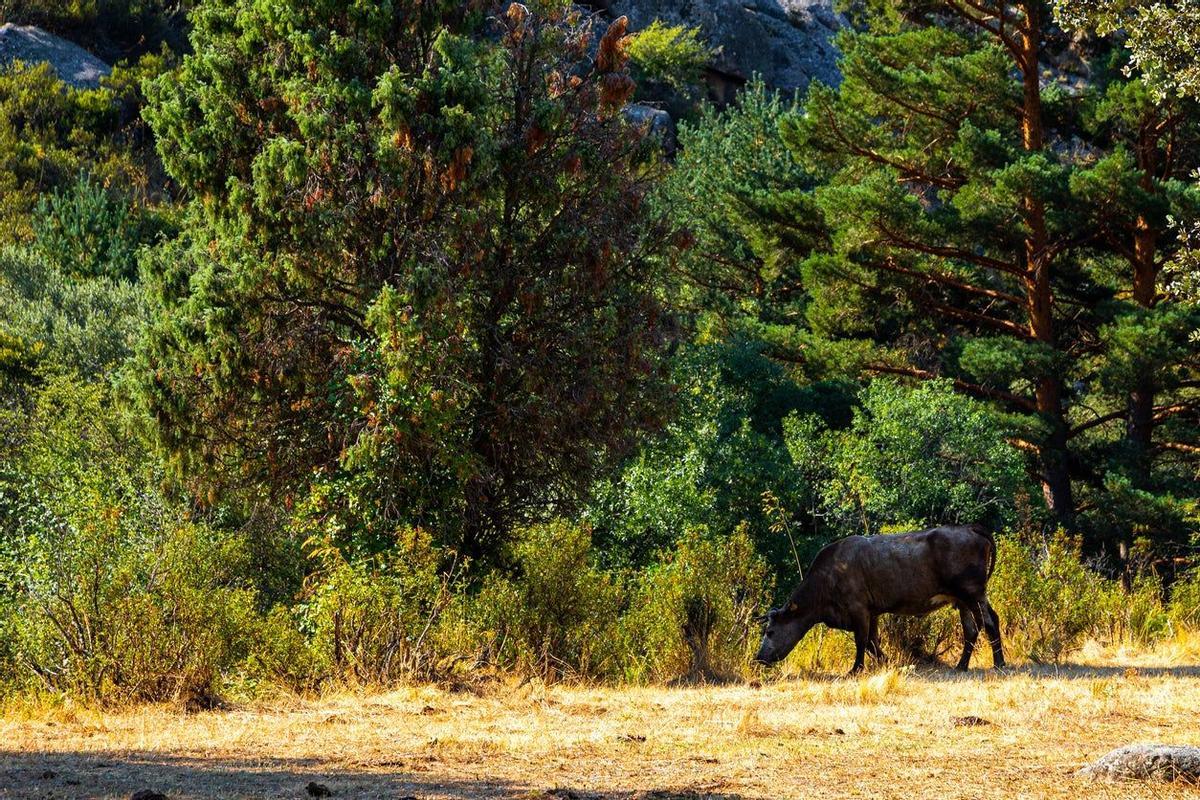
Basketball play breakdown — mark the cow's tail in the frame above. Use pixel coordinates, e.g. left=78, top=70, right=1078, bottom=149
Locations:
left=968, top=523, right=997, bottom=578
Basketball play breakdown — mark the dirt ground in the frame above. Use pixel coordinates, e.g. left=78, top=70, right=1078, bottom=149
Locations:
left=3, top=646, right=1200, bottom=799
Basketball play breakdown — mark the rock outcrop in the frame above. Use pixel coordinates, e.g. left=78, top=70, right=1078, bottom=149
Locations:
left=0, top=23, right=111, bottom=88
left=626, top=102, right=676, bottom=150
left=602, top=0, right=842, bottom=94
left=1077, top=744, right=1200, bottom=783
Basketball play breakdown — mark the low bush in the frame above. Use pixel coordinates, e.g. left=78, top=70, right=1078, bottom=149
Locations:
left=468, top=521, right=624, bottom=679
left=244, top=605, right=326, bottom=696
left=0, top=377, right=258, bottom=704
left=619, top=524, right=772, bottom=683
left=303, top=527, right=454, bottom=686
left=1099, top=573, right=1173, bottom=646
left=989, top=532, right=1111, bottom=663
left=0, top=245, right=145, bottom=380
left=878, top=608, right=962, bottom=665
left=1169, top=568, right=1200, bottom=630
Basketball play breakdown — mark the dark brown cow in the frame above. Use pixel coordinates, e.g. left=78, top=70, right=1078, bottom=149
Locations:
left=755, top=524, right=1005, bottom=673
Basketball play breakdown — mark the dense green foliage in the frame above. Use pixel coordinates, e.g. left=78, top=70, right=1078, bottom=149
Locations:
left=1057, top=0, right=1200, bottom=100
left=0, top=377, right=257, bottom=702
left=626, top=21, right=708, bottom=87
left=1, top=0, right=1199, bottom=704
left=0, top=56, right=171, bottom=242
left=132, top=0, right=672, bottom=560
left=663, top=0, right=1200, bottom=558
left=0, top=245, right=145, bottom=381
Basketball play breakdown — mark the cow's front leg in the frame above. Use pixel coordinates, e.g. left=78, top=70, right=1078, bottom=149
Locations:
left=850, top=616, right=869, bottom=674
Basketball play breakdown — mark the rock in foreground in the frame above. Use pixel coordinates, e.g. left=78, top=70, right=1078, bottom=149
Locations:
left=1077, top=744, right=1200, bottom=783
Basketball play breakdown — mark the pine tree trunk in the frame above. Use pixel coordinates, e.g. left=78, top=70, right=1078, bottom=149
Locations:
left=1126, top=216, right=1159, bottom=480
left=1018, top=0, right=1075, bottom=523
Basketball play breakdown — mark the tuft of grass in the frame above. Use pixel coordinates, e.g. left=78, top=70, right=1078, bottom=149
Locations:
left=854, top=666, right=910, bottom=704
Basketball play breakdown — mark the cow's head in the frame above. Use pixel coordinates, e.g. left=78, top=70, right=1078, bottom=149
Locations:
left=754, top=602, right=809, bottom=665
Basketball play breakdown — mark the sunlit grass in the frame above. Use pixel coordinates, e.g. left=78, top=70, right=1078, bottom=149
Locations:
left=2, top=631, right=1199, bottom=798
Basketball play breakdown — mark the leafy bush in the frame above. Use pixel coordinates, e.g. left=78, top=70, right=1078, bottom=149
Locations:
left=988, top=533, right=1110, bottom=663
left=816, top=379, right=1029, bottom=533
left=589, top=343, right=852, bottom=573
left=626, top=21, right=710, bottom=92
left=244, top=605, right=326, bottom=696
left=0, top=376, right=257, bottom=703
left=304, top=527, right=455, bottom=686
left=0, top=246, right=145, bottom=380
left=878, top=607, right=962, bottom=665
left=1169, top=568, right=1200, bottom=629
left=468, top=521, right=624, bottom=679
left=619, top=524, right=771, bottom=683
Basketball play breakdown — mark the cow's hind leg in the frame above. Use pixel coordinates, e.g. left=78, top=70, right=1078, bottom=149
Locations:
left=983, top=601, right=1006, bottom=668
left=955, top=605, right=981, bottom=672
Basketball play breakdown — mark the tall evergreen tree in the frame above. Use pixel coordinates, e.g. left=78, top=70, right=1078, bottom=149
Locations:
left=134, top=0, right=672, bottom=559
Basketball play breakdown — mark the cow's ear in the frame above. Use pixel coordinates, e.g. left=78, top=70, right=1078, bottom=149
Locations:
left=787, top=602, right=798, bottom=612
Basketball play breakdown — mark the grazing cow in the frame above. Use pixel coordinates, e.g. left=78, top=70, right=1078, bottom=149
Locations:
left=755, top=524, right=1005, bottom=673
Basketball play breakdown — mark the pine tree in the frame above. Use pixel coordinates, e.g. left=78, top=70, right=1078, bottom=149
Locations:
left=723, top=1, right=1200, bottom=547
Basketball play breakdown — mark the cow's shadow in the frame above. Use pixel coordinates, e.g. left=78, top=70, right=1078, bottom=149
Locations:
left=773, top=661, right=1200, bottom=682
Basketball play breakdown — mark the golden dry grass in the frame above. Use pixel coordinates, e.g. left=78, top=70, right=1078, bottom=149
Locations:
left=3, top=635, right=1200, bottom=799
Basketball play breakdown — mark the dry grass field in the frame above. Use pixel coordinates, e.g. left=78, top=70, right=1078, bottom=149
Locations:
left=2, top=636, right=1200, bottom=800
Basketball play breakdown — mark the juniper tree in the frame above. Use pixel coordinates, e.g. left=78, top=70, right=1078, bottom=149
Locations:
left=134, top=1, right=672, bottom=559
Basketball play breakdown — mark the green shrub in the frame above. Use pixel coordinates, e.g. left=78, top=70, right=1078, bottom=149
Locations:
left=989, top=532, right=1110, bottom=663
left=0, top=0, right=190, bottom=61
left=33, top=174, right=145, bottom=280
left=626, top=21, right=710, bottom=92
left=878, top=607, right=962, bottom=665
left=589, top=343, right=849, bottom=574
left=1, top=376, right=258, bottom=703
left=304, top=527, right=453, bottom=686
left=244, top=605, right=327, bottom=696
left=619, top=524, right=771, bottom=683
left=468, top=521, right=624, bottom=679
left=0, top=245, right=145, bottom=380
left=12, top=520, right=257, bottom=704
left=817, top=379, right=1029, bottom=533
left=1100, top=573, right=1172, bottom=646
left=1169, top=568, right=1200, bottom=629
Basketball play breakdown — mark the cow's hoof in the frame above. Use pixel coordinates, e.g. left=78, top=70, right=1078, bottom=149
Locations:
left=954, top=664, right=970, bottom=672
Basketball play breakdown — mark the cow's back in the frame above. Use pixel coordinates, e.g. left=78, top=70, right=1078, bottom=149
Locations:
left=834, top=526, right=994, bottom=615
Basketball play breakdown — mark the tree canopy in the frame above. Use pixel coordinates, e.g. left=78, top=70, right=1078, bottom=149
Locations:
left=132, top=0, right=674, bottom=560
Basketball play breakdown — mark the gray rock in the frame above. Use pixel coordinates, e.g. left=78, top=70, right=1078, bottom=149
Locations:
left=1077, top=744, right=1200, bottom=783
left=0, top=24, right=111, bottom=89
left=625, top=102, right=676, bottom=151
left=604, top=0, right=842, bottom=92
